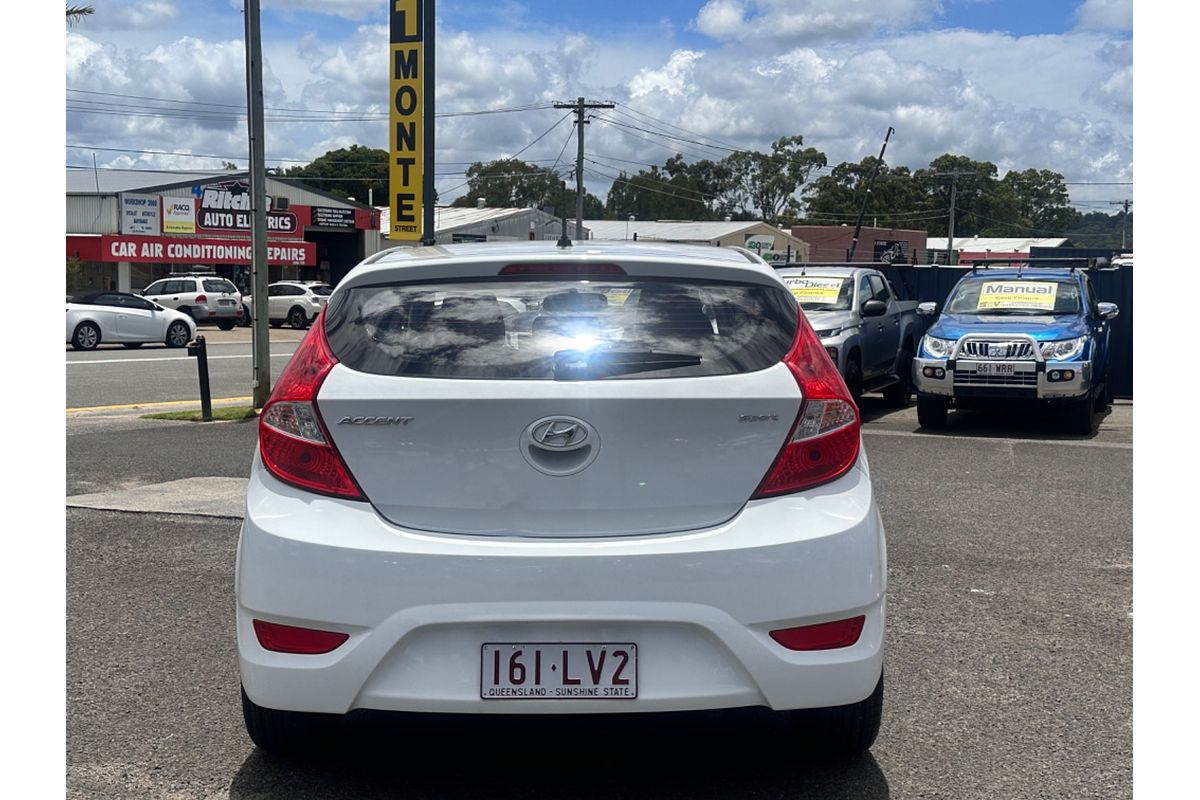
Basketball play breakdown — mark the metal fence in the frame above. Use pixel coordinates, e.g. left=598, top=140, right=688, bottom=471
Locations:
left=869, top=261, right=1133, bottom=398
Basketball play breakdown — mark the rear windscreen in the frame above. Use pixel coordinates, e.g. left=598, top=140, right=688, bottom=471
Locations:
left=324, top=278, right=797, bottom=380
left=203, top=279, right=238, bottom=293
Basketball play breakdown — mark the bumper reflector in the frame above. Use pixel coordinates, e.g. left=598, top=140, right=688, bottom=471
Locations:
left=769, top=615, right=865, bottom=651
left=253, top=619, right=349, bottom=655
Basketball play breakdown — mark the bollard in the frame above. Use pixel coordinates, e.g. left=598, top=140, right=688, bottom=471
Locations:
left=187, top=335, right=213, bottom=422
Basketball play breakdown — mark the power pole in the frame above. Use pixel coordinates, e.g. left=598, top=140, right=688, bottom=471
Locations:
left=847, top=126, right=894, bottom=261
left=1109, top=199, right=1131, bottom=249
left=554, top=97, right=614, bottom=239
left=244, top=0, right=270, bottom=408
left=932, top=171, right=974, bottom=265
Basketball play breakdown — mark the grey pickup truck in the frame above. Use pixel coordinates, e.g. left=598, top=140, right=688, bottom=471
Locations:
left=775, top=264, right=927, bottom=406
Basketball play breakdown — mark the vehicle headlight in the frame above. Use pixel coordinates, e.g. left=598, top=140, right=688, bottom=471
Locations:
left=1041, top=336, right=1086, bottom=360
left=815, top=327, right=842, bottom=339
left=922, top=335, right=956, bottom=359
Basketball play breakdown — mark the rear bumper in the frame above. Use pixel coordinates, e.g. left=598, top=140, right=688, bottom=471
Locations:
left=194, top=304, right=241, bottom=321
left=237, top=453, right=886, bottom=716
left=914, top=357, right=1091, bottom=400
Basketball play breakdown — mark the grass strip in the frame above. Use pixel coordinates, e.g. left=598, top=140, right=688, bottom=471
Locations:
left=142, top=406, right=258, bottom=422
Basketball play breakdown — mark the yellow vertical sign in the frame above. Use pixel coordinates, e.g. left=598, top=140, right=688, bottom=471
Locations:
left=389, top=0, right=423, bottom=241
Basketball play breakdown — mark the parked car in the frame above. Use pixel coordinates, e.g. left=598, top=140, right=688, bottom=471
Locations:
left=140, top=275, right=242, bottom=330
left=774, top=265, right=926, bottom=405
left=67, top=291, right=195, bottom=351
left=237, top=242, right=886, bottom=757
left=913, top=265, right=1119, bottom=434
left=241, top=281, right=331, bottom=329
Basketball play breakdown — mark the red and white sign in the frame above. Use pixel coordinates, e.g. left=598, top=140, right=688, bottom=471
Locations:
left=196, top=180, right=300, bottom=236
left=69, top=235, right=315, bottom=266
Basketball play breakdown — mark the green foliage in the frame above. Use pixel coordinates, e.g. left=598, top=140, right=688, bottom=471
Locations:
left=282, top=145, right=387, bottom=203
left=66, top=5, right=94, bottom=26
left=726, top=136, right=827, bottom=225
left=450, top=159, right=603, bottom=217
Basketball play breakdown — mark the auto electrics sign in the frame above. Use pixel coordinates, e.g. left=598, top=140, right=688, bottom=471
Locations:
left=389, top=0, right=423, bottom=241
left=196, top=181, right=298, bottom=235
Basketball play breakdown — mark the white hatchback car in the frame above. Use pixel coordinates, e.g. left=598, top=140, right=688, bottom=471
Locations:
left=237, top=242, right=886, bottom=756
left=66, top=291, right=196, bottom=350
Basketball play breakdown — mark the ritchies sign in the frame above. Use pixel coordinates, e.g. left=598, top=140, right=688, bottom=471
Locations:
left=196, top=181, right=298, bottom=235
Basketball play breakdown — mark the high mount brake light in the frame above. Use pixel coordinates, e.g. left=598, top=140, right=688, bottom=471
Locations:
left=258, top=311, right=365, bottom=499
left=499, top=263, right=626, bottom=277
left=752, top=307, right=860, bottom=497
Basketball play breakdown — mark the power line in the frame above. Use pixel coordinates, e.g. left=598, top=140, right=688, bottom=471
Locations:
left=614, top=102, right=746, bottom=152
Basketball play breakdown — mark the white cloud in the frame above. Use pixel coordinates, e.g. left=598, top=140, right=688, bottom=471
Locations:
left=1074, top=0, right=1133, bottom=31
left=693, top=0, right=940, bottom=43
left=629, top=50, right=704, bottom=98
left=88, top=1, right=181, bottom=30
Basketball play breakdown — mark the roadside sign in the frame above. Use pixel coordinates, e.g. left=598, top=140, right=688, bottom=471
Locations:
left=389, top=0, right=424, bottom=241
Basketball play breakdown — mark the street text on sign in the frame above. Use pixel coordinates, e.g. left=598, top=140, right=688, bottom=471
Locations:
left=389, top=0, right=423, bottom=241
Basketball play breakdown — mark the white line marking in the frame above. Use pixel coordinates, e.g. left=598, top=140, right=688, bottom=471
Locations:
left=862, top=428, right=1132, bottom=449
left=66, top=353, right=294, bottom=365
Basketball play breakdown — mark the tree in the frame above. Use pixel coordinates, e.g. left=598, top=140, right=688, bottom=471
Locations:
left=282, top=145, right=387, bottom=203
left=604, top=163, right=713, bottom=221
left=725, top=136, right=827, bottom=225
left=1000, top=168, right=1080, bottom=234
left=802, top=157, right=928, bottom=228
left=66, top=5, right=93, bottom=26
left=450, top=158, right=601, bottom=217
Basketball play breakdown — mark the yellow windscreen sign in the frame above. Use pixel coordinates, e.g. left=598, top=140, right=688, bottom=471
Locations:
left=976, top=281, right=1058, bottom=310
left=389, top=0, right=423, bottom=241
left=785, top=277, right=846, bottom=303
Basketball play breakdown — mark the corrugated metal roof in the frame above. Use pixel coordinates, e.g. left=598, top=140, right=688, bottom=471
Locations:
left=66, top=168, right=238, bottom=195
left=925, top=237, right=1070, bottom=251
left=377, top=205, right=565, bottom=234
left=583, top=219, right=767, bottom=242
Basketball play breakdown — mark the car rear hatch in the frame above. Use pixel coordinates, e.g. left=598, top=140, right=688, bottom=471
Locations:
left=308, top=258, right=809, bottom=537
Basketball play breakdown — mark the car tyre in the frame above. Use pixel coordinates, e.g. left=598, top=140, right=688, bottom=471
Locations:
left=882, top=344, right=914, bottom=407
left=216, top=320, right=236, bottom=331
left=269, top=319, right=283, bottom=329
left=72, top=322, right=101, bottom=351
left=789, top=674, right=883, bottom=760
left=239, top=305, right=251, bottom=327
left=843, top=356, right=863, bottom=406
left=1069, top=393, right=1094, bottom=435
left=241, top=686, right=336, bottom=756
left=916, top=394, right=948, bottom=429
left=165, top=321, right=191, bottom=349
left=122, top=342, right=144, bottom=349
left=288, top=306, right=308, bottom=329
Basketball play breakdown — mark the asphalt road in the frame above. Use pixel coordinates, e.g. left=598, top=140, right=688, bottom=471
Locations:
left=66, top=327, right=304, bottom=409
left=65, top=400, right=1132, bottom=799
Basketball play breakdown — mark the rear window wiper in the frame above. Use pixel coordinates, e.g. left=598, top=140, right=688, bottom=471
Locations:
left=553, top=348, right=702, bottom=380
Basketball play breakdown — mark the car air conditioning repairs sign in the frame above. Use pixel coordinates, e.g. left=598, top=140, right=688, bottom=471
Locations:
left=120, top=194, right=161, bottom=235
left=389, top=0, right=423, bottom=241
left=976, top=281, right=1059, bottom=311
left=162, top=197, right=196, bottom=234
left=96, top=235, right=314, bottom=266
left=784, top=277, right=845, bottom=303
left=196, top=181, right=299, bottom=235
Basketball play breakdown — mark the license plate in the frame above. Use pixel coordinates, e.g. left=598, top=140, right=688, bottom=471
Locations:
left=481, top=642, right=637, bottom=700
left=974, top=362, right=1016, bottom=376
left=218, top=299, right=236, bottom=306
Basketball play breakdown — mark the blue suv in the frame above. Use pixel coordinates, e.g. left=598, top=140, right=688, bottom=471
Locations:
left=913, top=266, right=1120, bottom=434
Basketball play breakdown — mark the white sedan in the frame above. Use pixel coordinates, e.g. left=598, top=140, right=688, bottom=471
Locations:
left=67, top=291, right=196, bottom=350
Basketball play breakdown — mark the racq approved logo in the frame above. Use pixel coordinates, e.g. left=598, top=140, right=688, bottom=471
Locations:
left=197, top=181, right=297, bottom=234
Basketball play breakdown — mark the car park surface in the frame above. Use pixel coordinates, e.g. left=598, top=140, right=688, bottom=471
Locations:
left=65, top=398, right=1131, bottom=799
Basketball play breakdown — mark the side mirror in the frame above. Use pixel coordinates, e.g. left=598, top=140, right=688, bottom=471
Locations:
left=1098, top=302, right=1119, bottom=320
left=917, top=301, right=938, bottom=317
left=861, top=299, right=888, bottom=317
left=139, top=289, right=147, bottom=296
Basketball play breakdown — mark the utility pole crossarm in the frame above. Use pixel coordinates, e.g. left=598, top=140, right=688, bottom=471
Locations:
left=930, top=171, right=977, bottom=266
left=554, top=97, right=615, bottom=239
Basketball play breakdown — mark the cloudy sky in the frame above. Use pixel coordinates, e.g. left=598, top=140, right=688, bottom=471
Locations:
left=64, top=0, right=1133, bottom=214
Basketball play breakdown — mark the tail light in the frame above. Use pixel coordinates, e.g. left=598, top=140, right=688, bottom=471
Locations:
left=752, top=308, right=860, bottom=497
left=195, top=294, right=207, bottom=304
left=258, top=311, right=364, bottom=499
